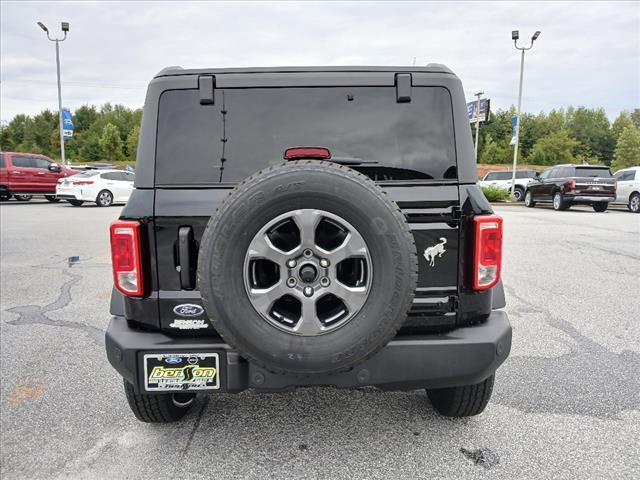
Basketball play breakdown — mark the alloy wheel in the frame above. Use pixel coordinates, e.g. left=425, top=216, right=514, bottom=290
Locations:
left=243, top=209, right=372, bottom=336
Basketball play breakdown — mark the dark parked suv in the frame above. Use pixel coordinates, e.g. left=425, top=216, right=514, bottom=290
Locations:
left=524, top=164, right=616, bottom=212
left=106, top=65, right=512, bottom=423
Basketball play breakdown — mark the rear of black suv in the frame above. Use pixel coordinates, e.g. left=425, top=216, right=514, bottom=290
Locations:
left=106, top=66, right=511, bottom=423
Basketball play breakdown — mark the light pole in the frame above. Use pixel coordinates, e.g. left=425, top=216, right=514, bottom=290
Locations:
left=474, top=91, right=484, bottom=160
left=37, top=21, right=69, bottom=165
left=509, top=29, right=540, bottom=196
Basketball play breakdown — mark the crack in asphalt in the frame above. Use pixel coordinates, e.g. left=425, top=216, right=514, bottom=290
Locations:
left=4, top=268, right=105, bottom=346
left=495, top=284, right=640, bottom=418
left=570, top=241, right=640, bottom=262
left=181, top=396, right=210, bottom=457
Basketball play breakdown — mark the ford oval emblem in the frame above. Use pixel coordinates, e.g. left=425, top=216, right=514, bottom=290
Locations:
left=173, top=303, right=205, bottom=317
left=165, top=355, right=182, bottom=364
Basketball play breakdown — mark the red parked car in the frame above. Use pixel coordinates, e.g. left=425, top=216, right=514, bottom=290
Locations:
left=0, top=152, right=79, bottom=202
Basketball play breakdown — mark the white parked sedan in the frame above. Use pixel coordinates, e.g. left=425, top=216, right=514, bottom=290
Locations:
left=613, top=166, right=640, bottom=213
left=56, top=169, right=134, bottom=207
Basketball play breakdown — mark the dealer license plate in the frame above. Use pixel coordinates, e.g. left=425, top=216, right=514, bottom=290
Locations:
left=143, top=352, right=221, bottom=392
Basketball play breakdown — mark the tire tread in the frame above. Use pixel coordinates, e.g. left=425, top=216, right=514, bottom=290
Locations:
left=426, top=374, right=494, bottom=417
left=123, top=380, right=193, bottom=423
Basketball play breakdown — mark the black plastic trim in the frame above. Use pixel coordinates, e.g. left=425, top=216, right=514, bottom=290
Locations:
left=106, top=310, right=511, bottom=393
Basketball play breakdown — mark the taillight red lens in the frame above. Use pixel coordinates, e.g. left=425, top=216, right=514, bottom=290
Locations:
left=283, top=147, right=331, bottom=160
left=473, top=215, right=503, bottom=290
left=110, top=220, right=144, bottom=296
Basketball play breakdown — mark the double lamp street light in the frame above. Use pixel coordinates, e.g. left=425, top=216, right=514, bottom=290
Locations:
left=37, top=21, right=69, bottom=165
left=509, top=29, right=541, bottom=196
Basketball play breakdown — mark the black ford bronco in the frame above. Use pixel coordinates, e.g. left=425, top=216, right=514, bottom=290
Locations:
left=106, top=65, right=511, bottom=423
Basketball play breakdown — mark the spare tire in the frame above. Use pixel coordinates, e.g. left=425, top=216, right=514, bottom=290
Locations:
left=198, top=161, right=417, bottom=374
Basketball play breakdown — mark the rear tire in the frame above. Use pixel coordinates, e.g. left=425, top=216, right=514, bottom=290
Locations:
left=592, top=202, right=608, bottom=212
left=123, top=380, right=196, bottom=423
left=524, top=190, right=536, bottom=208
left=513, top=186, right=525, bottom=202
left=552, top=191, right=568, bottom=211
left=426, top=374, right=495, bottom=417
left=96, top=190, right=113, bottom=207
left=67, top=199, right=84, bottom=207
left=45, top=195, right=61, bottom=203
left=14, top=194, right=32, bottom=201
left=0, top=192, right=11, bottom=201
left=628, top=193, right=640, bottom=213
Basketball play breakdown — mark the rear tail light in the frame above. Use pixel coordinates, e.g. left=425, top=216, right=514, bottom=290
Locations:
left=110, top=220, right=144, bottom=296
left=567, top=180, right=576, bottom=190
left=283, top=147, right=331, bottom=160
left=73, top=181, right=94, bottom=185
left=473, top=215, right=503, bottom=291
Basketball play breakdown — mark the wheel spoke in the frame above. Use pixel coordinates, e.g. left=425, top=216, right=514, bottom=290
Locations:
left=292, top=209, right=322, bottom=249
left=246, top=234, right=288, bottom=265
left=294, top=297, right=325, bottom=335
left=325, top=281, right=368, bottom=313
left=322, top=232, right=368, bottom=264
left=248, top=281, right=288, bottom=317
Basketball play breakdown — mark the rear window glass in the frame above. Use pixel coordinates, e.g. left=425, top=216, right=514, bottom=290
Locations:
left=576, top=167, right=611, bottom=178
left=72, top=170, right=100, bottom=178
left=155, top=86, right=456, bottom=184
left=494, top=172, right=512, bottom=180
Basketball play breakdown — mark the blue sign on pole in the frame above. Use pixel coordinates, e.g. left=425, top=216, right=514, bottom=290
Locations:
left=62, top=108, right=74, bottom=141
left=510, top=115, right=518, bottom=145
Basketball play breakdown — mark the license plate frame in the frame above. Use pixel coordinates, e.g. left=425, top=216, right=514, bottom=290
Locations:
left=143, top=352, right=221, bottom=392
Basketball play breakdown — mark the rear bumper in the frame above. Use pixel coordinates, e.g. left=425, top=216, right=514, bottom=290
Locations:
left=105, top=310, right=512, bottom=393
left=567, top=195, right=615, bottom=203
left=55, top=187, right=83, bottom=201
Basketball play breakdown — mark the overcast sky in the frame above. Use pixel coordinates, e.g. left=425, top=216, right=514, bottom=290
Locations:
left=1, top=1, right=638, bottom=123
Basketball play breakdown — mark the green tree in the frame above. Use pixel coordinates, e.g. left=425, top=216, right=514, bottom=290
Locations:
left=479, top=134, right=514, bottom=164
left=566, top=107, right=615, bottom=164
left=611, top=112, right=635, bottom=142
left=0, top=124, right=16, bottom=151
left=81, top=130, right=103, bottom=161
left=8, top=114, right=28, bottom=146
left=519, top=112, right=548, bottom=159
left=125, top=125, right=140, bottom=161
left=611, top=125, right=640, bottom=170
left=73, top=105, right=98, bottom=133
left=527, top=130, right=579, bottom=165
left=99, top=123, right=124, bottom=161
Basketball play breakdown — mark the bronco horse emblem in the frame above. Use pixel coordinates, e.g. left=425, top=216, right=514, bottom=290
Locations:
left=424, top=237, right=447, bottom=267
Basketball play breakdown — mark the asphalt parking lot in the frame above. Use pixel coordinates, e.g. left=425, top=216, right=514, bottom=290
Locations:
left=1, top=199, right=639, bottom=479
